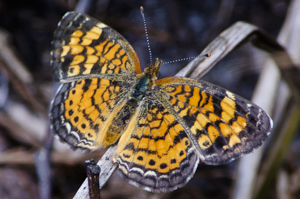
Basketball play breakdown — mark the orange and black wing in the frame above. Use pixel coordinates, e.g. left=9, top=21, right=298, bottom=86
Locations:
left=49, top=78, right=131, bottom=151
left=113, top=98, right=199, bottom=192
left=154, top=77, right=273, bottom=165
left=49, top=12, right=142, bottom=151
left=51, top=12, right=141, bottom=82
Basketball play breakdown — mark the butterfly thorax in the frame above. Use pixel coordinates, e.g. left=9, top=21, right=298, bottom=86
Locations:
left=144, top=58, right=161, bottom=79
left=131, top=58, right=161, bottom=100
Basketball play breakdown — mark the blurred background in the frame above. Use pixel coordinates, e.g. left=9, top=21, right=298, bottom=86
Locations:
left=0, top=0, right=299, bottom=199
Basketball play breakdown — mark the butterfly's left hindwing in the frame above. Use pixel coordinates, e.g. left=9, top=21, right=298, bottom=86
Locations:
left=113, top=98, right=199, bottom=192
left=155, top=77, right=272, bottom=165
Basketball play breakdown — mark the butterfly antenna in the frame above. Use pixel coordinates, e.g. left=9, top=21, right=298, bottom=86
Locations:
left=162, top=54, right=211, bottom=65
left=140, top=6, right=153, bottom=64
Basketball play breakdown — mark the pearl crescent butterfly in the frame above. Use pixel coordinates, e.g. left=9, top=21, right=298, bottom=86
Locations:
left=49, top=12, right=273, bottom=192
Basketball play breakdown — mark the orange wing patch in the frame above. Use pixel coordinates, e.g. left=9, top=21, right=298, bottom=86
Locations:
left=113, top=99, right=199, bottom=193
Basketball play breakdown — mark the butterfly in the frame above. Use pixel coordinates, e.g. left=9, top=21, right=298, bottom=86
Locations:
left=49, top=12, right=273, bottom=192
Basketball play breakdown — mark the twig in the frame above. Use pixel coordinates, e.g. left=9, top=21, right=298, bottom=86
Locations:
left=86, top=159, right=101, bottom=199
left=73, top=145, right=118, bottom=199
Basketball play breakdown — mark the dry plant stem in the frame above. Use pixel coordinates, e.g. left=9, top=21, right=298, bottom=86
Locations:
left=0, top=149, right=103, bottom=165
left=73, top=21, right=297, bottom=198
left=0, top=32, right=32, bottom=84
left=234, top=0, right=300, bottom=198
left=178, top=22, right=300, bottom=97
left=0, top=111, right=42, bottom=147
left=6, top=101, right=47, bottom=142
left=0, top=32, right=46, bottom=112
left=177, top=21, right=262, bottom=78
left=253, top=0, right=300, bottom=198
left=0, top=150, right=36, bottom=165
left=252, top=34, right=300, bottom=100
left=0, top=31, right=49, bottom=149
left=0, top=33, right=48, bottom=152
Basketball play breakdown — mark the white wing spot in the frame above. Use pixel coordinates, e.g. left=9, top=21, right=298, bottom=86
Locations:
left=69, top=130, right=80, bottom=141
left=60, top=115, right=65, bottom=124
left=97, top=22, right=107, bottom=28
left=118, top=164, right=129, bottom=174
left=130, top=167, right=144, bottom=175
left=144, top=170, right=157, bottom=178
left=226, top=90, right=235, bottom=100
left=63, top=122, right=71, bottom=133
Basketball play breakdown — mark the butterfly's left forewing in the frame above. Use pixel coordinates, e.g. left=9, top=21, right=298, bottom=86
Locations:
left=154, top=77, right=272, bottom=165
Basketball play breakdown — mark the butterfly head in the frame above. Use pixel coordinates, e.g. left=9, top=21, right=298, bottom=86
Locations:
left=144, top=58, right=161, bottom=81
